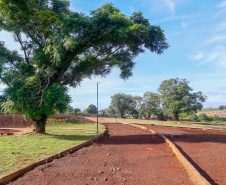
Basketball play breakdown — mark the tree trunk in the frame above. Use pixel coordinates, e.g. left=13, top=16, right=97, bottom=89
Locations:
left=33, top=114, right=47, bottom=133
left=174, top=112, right=179, bottom=121
left=161, top=113, right=164, bottom=119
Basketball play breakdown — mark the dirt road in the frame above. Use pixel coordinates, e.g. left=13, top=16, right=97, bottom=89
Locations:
left=10, top=122, right=195, bottom=185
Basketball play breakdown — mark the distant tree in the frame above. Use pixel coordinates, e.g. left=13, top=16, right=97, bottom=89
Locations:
left=187, top=113, right=199, bottom=122
left=198, top=113, right=209, bottom=122
left=0, top=1, right=168, bottom=133
left=134, top=96, right=144, bottom=118
left=73, top=108, right=81, bottom=116
left=67, top=106, right=73, bottom=112
left=84, top=104, right=97, bottom=116
left=219, top=105, right=225, bottom=110
left=158, top=78, right=207, bottom=121
left=209, top=115, right=222, bottom=123
left=110, top=93, right=134, bottom=117
left=107, top=105, right=116, bottom=117
left=142, top=92, right=160, bottom=119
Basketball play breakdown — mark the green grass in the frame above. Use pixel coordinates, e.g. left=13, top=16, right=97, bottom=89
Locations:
left=198, top=108, right=226, bottom=112
left=101, top=117, right=226, bottom=131
left=0, top=118, right=104, bottom=176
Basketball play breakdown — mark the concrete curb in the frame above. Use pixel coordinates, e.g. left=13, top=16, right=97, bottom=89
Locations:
left=123, top=123, right=210, bottom=185
left=0, top=129, right=106, bottom=185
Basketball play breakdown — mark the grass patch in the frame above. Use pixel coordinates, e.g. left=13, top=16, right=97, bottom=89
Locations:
left=198, top=108, right=226, bottom=112
left=101, top=118, right=226, bottom=131
left=0, top=118, right=104, bottom=176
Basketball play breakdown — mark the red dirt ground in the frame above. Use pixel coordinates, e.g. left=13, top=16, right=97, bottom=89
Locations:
left=0, top=113, right=34, bottom=128
left=0, top=114, right=91, bottom=129
left=2, top=115, right=225, bottom=184
left=10, top=122, right=195, bottom=185
left=0, top=129, right=20, bottom=134
left=143, top=124, right=226, bottom=185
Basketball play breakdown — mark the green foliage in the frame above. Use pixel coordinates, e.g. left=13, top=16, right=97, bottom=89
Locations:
left=0, top=1, right=168, bottom=132
left=68, top=108, right=81, bottom=115
left=158, top=78, right=207, bottom=121
left=46, top=118, right=87, bottom=126
left=198, top=113, right=209, bottom=122
left=219, top=105, right=225, bottom=110
left=2, top=77, right=71, bottom=120
left=0, top=95, right=6, bottom=111
left=83, top=104, right=97, bottom=116
left=186, top=112, right=199, bottom=122
left=141, top=92, right=160, bottom=119
left=208, top=115, right=222, bottom=123
left=110, top=93, right=134, bottom=117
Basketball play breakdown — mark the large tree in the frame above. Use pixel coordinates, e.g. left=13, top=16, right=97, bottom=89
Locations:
left=0, top=1, right=168, bottom=133
left=158, top=78, right=207, bottom=121
left=142, top=92, right=160, bottom=119
left=84, top=104, right=97, bottom=116
left=110, top=93, right=134, bottom=118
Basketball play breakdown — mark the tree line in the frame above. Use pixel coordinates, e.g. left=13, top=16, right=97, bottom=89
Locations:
left=75, top=78, right=207, bottom=121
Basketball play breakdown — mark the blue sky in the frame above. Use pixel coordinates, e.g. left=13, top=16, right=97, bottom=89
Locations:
left=1, top=0, right=226, bottom=110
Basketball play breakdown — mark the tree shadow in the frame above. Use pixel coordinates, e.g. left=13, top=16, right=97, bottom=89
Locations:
left=173, top=142, right=217, bottom=185
left=44, top=133, right=98, bottom=141
left=164, top=133, right=226, bottom=144
left=98, top=133, right=165, bottom=145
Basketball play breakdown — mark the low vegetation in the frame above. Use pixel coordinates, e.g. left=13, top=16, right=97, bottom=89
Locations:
left=101, top=117, right=226, bottom=130
left=0, top=118, right=104, bottom=176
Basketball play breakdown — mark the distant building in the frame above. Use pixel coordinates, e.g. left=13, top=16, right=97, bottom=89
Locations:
left=197, top=110, right=226, bottom=117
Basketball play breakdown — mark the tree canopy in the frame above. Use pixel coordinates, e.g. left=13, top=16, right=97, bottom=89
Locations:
left=219, top=105, right=225, bottom=110
left=158, top=78, right=207, bottom=121
left=110, top=93, right=134, bottom=117
left=84, top=104, right=97, bottom=116
left=0, top=0, right=169, bottom=133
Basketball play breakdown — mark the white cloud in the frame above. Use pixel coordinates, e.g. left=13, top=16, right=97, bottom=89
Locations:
left=215, top=22, right=226, bottom=32
left=160, top=15, right=191, bottom=22
left=164, top=0, right=175, bottom=13
left=181, top=22, right=186, bottom=28
left=205, top=35, right=226, bottom=45
left=190, top=46, right=226, bottom=68
left=129, top=6, right=134, bottom=13
left=218, top=1, right=226, bottom=8
left=142, top=0, right=175, bottom=15
left=215, top=1, right=226, bottom=17
left=190, top=52, right=203, bottom=61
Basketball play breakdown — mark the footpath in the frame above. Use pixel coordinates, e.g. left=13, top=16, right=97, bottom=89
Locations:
left=11, top=120, right=195, bottom=185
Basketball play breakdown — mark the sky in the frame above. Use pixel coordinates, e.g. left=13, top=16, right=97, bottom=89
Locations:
left=1, top=0, right=226, bottom=110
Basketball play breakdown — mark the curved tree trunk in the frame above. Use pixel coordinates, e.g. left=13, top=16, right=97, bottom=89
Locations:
left=33, top=114, right=47, bottom=133
left=174, top=112, right=179, bottom=121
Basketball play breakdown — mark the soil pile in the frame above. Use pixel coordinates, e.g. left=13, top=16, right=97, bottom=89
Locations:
left=0, top=113, right=34, bottom=128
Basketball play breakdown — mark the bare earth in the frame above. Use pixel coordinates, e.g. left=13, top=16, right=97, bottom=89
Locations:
left=10, top=122, right=195, bottom=185
left=144, top=124, right=226, bottom=185
left=2, top=115, right=225, bottom=185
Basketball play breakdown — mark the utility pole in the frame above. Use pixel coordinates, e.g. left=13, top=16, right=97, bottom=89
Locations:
left=116, top=103, right=117, bottom=123
left=97, top=82, right=101, bottom=133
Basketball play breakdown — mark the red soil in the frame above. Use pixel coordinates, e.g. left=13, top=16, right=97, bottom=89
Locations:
left=143, top=124, right=226, bottom=185
left=0, top=129, right=20, bottom=134
left=10, top=122, right=195, bottom=185
left=0, top=113, right=34, bottom=128
left=2, top=115, right=225, bottom=184
left=0, top=114, right=92, bottom=129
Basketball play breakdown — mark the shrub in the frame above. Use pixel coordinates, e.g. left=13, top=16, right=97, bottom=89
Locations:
left=198, top=113, right=209, bottom=122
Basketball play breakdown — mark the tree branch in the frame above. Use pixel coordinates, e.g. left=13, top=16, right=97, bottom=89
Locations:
left=14, top=32, right=29, bottom=63
left=0, top=75, right=9, bottom=86
left=60, top=44, right=125, bottom=85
